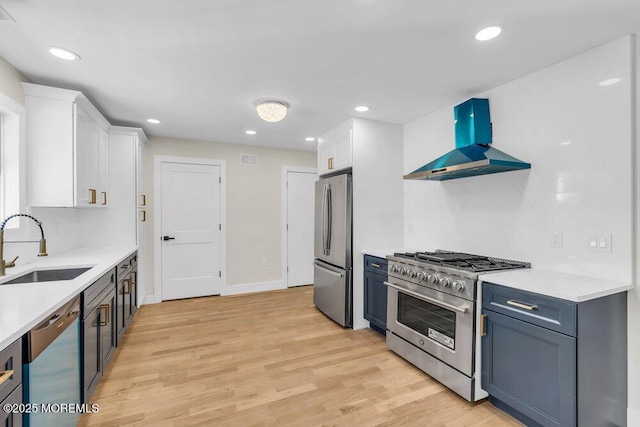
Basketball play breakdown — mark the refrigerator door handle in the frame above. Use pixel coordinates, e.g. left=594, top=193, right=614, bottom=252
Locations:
left=326, top=185, right=332, bottom=255
left=313, top=261, right=344, bottom=278
left=322, top=184, right=328, bottom=255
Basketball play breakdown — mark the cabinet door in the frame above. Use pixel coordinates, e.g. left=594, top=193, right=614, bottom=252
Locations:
left=86, top=120, right=101, bottom=207
left=136, top=137, right=146, bottom=208
left=116, top=280, right=126, bottom=345
left=0, top=384, right=22, bottom=427
left=482, top=309, right=576, bottom=427
left=100, top=289, right=117, bottom=368
left=364, top=270, right=387, bottom=334
left=98, top=128, right=109, bottom=206
left=123, top=274, right=133, bottom=328
left=75, top=106, right=91, bottom=207
left=332, top=127, right=352, bottom=172
left=131, top=269, right=138, bottom=317
left=317, top=140, right=333, bottom=176
left=82, top=307, right=101, bottom=403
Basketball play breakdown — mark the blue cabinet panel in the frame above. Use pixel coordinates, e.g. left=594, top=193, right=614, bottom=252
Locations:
left=482, top=309, right=576, bottom=427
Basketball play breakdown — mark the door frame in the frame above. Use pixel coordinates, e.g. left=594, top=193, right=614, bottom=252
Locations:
left=153, top=155, right=227, bottom=301
left=281, top=166, right=317, bottom=288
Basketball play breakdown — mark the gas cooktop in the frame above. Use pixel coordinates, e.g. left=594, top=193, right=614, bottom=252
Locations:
left=391, top=250, right=530, bottom=273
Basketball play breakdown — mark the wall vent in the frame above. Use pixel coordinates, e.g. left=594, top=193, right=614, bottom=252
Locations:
left=240, top=154, right=259, bottom=166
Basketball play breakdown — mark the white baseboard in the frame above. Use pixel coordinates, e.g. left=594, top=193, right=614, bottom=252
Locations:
left=142, top=294, right=161, bottom=305
left=223, top=280, right=284, bottom=296
left=629, top=407, right=640, bottom=426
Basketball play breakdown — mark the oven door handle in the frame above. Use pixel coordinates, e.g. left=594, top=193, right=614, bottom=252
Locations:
left=384, top=281, right=469, bottom=314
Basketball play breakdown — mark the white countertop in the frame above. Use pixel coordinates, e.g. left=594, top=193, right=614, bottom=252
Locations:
left=479, top=268, right=633, bottom=302
left=0, top=245, right=137, bottom=351
left=362, top=248, right=418, bottom=259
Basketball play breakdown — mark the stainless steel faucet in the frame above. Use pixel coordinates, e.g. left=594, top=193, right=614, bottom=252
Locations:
left=0, top=214, right=48, bottom=276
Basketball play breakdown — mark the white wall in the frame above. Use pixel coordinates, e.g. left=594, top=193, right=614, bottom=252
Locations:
left=352, top=118, right=404, bottom=329
left=629, top=33, right=640, bottom=427
left=143, top=136, right=316, bottom=298
left=404, top=36, right=633, bottom=284
left=404, top=35, right=637, bottom=420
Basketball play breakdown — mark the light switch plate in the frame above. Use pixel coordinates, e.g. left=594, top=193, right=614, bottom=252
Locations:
left=587, top=233, right=612, bottom=253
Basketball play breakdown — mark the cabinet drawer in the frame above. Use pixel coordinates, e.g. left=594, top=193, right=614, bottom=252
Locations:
left=0, top=384, right=22, bottom=427
left=116, top=253, right=137, bottom=283
left=83, top=269, right=116, bottom=318
left=0, top=339, right=22, bottom=404
left=482, top=283, right=576, bottom=336
left=364, top=255, right=388, bottom=274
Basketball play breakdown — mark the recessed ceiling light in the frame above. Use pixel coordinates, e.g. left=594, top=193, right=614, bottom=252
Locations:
left=598, top=78, right=621, bottom=87
left=245, top=130, right=256, bottom=135
left=355, top=106, right=370, bottom=112
left=475, top=26, right=502, bottom=41
left=305, top=137, right=315, bottom=142
left=48, top=47, right=80, bottom=61
left=147, top=118, right=160, bottom=124
left=560, top=141, right=572, bottom=146
left=256, top=101, right=288, bottom=122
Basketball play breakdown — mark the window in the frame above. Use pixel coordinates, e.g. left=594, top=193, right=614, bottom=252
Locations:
left=0, top=91, right=26, bottom=232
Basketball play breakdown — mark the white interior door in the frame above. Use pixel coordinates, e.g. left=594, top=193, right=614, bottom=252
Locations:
left=286, top=171, right=316, bottom=287
left=161, top=162, right=222, bottom=300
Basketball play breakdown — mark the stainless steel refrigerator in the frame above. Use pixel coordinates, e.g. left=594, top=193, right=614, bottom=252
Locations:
left=313, top=173, right=352, bottom=327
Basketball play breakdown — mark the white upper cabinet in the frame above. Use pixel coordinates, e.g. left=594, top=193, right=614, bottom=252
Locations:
left=22, top=83, right=110, bottom=208
left=317, top=120, right=353, bottom=176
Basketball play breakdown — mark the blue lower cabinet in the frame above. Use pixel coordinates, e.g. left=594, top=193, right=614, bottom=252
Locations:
left=482, top=310, right=576, bottom=427
left=364, top=267, right=387, bottom=335
left=482, top=283, right=627, bottom=427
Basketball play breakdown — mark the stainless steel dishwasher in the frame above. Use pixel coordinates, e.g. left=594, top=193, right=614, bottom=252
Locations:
left=23, top=296, right=81, bottom=427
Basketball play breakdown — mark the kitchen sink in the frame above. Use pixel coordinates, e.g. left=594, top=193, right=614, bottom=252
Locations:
left=1, top=267, right=92, bottom=285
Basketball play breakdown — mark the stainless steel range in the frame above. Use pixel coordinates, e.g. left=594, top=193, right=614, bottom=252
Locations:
left=385, top=250, right=529, bottom=401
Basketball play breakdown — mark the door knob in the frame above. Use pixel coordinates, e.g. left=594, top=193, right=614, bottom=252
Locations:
left=162, top=236, right=175, bottom=241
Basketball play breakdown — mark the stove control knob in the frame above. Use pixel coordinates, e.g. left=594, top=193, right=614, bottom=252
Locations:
left=439, top=277, right=451, bottom=288
left=454, top=281, right=465, bottom=292
left=390, top=265, right=399, bottom=273
left=408, top=269, right=417, bottom=278
left=427, top=274, right=438, bottom=285
left=417, top=272, right=427, bottom=282
left=399, top=266, right=407, bottom=276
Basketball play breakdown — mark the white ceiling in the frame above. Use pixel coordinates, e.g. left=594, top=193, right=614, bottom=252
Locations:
left=1, top=0, right=639, bottom=152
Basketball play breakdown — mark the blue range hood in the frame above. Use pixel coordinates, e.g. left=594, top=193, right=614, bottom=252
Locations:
left=404, top=98, right=531, bottom=181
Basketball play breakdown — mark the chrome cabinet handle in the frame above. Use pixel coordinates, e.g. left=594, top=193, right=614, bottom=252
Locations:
left=371, top=263, right=381, bottom=268
left=384, top=281, right=469, bottom=314
left=507, top=300, right=538, bottom=311
left=0, top=370, right=14, bottom=386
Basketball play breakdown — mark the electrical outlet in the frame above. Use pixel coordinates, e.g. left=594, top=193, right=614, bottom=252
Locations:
left=587, top=234, right=612, bottom=253
left=549, top=231, right=563, bottom=248
left=262, top=257, right=269, bottom=266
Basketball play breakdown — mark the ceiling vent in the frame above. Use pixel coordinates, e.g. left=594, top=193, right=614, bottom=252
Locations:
left=240, top=154, right=259, bottom=166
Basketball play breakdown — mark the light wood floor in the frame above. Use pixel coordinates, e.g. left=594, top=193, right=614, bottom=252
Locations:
left=79, top=286, right=522, bottom=426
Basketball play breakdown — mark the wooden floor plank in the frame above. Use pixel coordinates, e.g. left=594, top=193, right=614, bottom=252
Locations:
left=79, top=286, right=522, bottom=426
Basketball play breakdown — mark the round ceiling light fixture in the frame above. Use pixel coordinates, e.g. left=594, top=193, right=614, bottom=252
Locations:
left=305, top=137, right=315, bottom=142
left=475, top=26, right=502, bottom=41
left=245, top=130, right=257, bottom=135
left=256, top=100, right=288, bottom=122
left=48, top=46, right=81, bottom=61
left=355, top=105, right=370, bottom=112
left=147, top=118, right=160, bottom=124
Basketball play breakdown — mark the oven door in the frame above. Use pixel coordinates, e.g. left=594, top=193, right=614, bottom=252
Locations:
left=385, top=280, right=475, bottom=377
